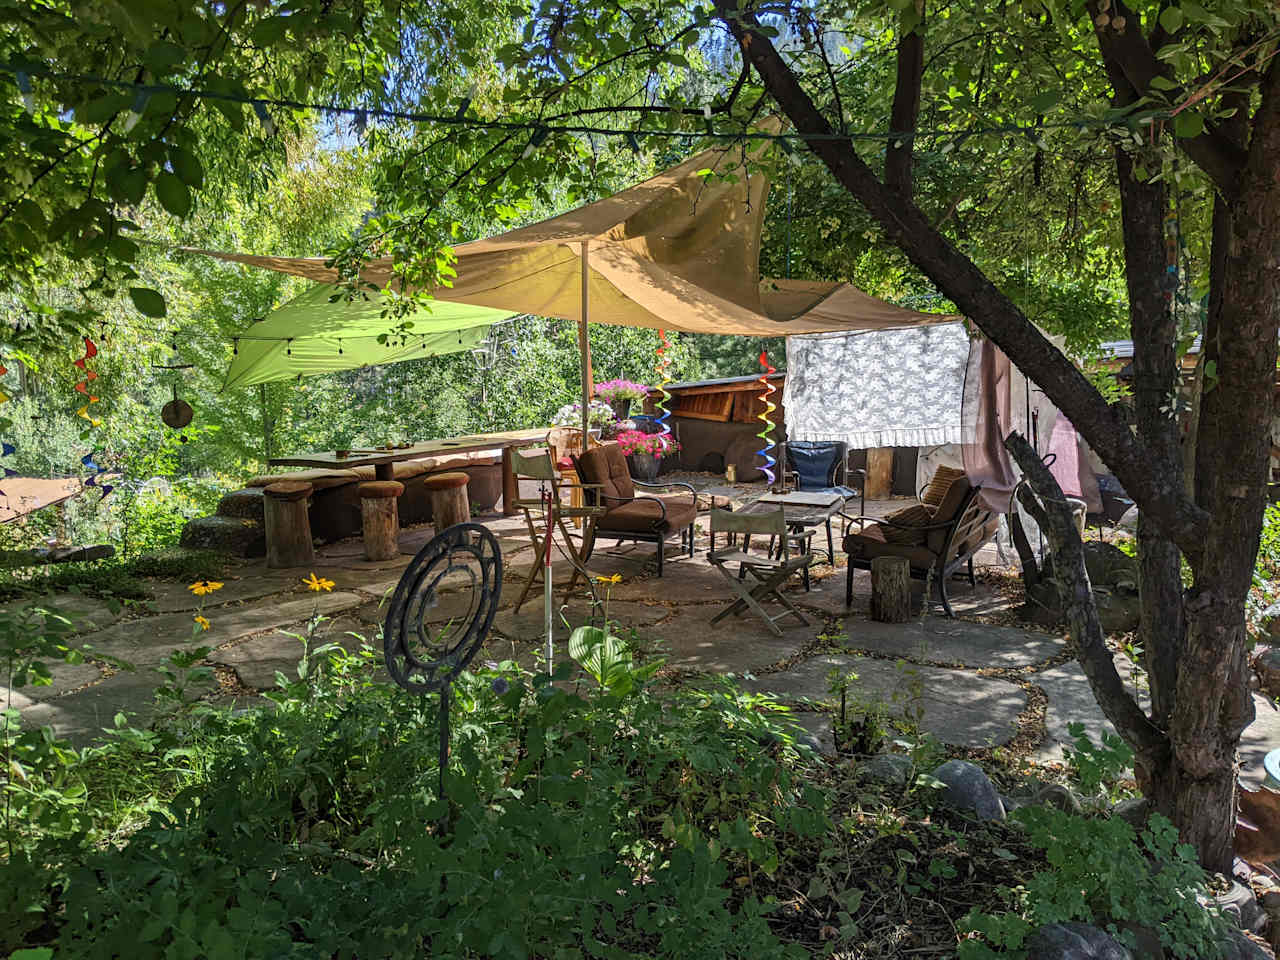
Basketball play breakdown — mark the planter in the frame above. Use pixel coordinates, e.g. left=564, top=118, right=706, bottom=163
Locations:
left=627, top=451, right=661, bottom=481
left=609, top=398, right=633, bottom=422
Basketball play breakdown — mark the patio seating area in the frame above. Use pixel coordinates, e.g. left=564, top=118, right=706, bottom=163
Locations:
left=16, top=479, right=1280, bottom=789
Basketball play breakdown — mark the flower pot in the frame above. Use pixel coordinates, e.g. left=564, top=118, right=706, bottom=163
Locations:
left=627, top=451, right=661, bottom=481
left=335, top=449, right=350, bottom=459
left=609, top=398, right=633, bottom=422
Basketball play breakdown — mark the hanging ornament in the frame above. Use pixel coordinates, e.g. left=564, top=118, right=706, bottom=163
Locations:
left=756, top=351, right=778, bottom=487
left=73, top=337, right=102, bottom=426
left=654, top=329, right=673, bottom=440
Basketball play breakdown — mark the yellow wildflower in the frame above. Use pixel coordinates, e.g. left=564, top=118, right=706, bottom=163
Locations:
left=303, top=572, right=335, bottom=593
left=189, top=580, right=224, bottom=596
left=594, top=573, right=623, bottom=584
left=193, top=615, right=210, bottom=631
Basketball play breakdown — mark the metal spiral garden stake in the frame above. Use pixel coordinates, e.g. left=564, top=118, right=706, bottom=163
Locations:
left=654, top=329, right=673, bottom=440
left=383, top=523, right=503, bottom=830
left=756, top=350, right=778, bottom=487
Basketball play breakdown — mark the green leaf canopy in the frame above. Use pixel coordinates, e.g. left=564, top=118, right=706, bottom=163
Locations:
left=222, top=283, right=515, bottom=390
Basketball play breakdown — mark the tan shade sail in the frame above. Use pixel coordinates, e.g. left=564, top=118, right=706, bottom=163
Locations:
left=185, top=131, right=955, bottom=336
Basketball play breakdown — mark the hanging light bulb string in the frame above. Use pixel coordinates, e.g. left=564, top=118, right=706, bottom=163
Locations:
left=654, top=329, right=673, bottom=441
left=756, top=350, right=778, bottom=488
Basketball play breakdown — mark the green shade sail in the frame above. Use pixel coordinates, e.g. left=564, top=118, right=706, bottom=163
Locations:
left=222, top=283, right=517, bottom=390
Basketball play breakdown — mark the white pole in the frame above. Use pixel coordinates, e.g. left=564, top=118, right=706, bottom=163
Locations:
left=578, top=241, right=592, bottom=443
left=543, top=489, right=553, bottom=674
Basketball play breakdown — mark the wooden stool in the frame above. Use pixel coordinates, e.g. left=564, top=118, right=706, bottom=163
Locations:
left=424, top=472, right=470, bottom=531
left=263, top=480, right=315, bottom=568
left=870, top=555, right=911, bottom=623
left=358, top=480, right=404, bottom=561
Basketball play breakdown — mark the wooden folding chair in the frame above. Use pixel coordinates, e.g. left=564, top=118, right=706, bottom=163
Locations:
left=509, top=447, right=604, bottom=613
left=708, top=508, right=813, bottom=637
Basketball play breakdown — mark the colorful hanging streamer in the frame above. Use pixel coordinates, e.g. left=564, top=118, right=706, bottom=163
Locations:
left=756, top=350, right=778, bottom=487
left=74, top=337, right=102, bottom=427
left=654, top=329, right=673, bottom=440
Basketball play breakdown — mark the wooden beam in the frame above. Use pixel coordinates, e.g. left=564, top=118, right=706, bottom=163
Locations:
left=865, top=448, right=895, bottom=500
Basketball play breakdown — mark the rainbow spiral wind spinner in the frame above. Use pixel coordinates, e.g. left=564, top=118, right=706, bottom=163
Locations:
left=654, top=329, right=673, bottom=440
left=74, top=336, right=112, bottom=498
left=756, top=350, right=777, bottom=486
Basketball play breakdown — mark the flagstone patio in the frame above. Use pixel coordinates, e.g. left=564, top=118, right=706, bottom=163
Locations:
left=8, top=494, right=1280, bottom=785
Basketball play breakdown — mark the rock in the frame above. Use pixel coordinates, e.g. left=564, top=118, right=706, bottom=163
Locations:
left=1035, top=782, right=1084, bottom=815
left=1218, top=929, right=1272, bottom=960
left=931, top=759, right=1005, bottom=820
left=180, top=515, right=266, bottom=557
left=1256, top=648, right=1280, bottom=698
left=47, top=544, right=115, bottom=563
left=1214, top=880, right=1267, bottom=934
left=216, top=488, right=266, bottom=522
left=1111, top=796, right=1151, bottom=830
left=1024, top=921, right=1132, bottom=960
left=856, top=753, right=915, bottom=791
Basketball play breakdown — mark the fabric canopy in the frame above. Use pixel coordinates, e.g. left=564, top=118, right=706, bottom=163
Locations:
left=186, top=131, right=956, bottom=337
left=221, top=283, right=512, bottom=389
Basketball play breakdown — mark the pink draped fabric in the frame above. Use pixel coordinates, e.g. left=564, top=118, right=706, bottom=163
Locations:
left=1046, top=415, right=1104, bottom=513
left=961, top=339, right=1018, bottom=513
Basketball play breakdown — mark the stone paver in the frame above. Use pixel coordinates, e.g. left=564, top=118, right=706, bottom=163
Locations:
left=14, top=660, right=105, bottom=701
left=143, top=576, right=298, bottom=613
left=21, top=672, right=172, bottom=743
left=743, top=654, right=1027, bottom=748
left=82, top=592, right=365, bottom=667
left=213, top=614, right=383, bottom=690
left=0, top=594, right=127, bottom=634
left=493, top=599, right=672, bottom=644
left=844, top=618, right=1064, bottom=670
left=639, top=612, right=811, bottom=674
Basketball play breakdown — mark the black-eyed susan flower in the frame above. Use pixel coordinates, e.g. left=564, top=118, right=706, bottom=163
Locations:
left=189, top=580, right=224, bottom=596
left=303, top=572, right=335, bottom=592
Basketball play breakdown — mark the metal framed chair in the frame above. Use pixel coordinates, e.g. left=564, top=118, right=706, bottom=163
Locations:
left=571, top=442, right=697, bottom=577
left=781, top=439, right=866, bottom=535
left=708, top=507, right=813, bottom=636
left=509, top=447, right=604, bottom=612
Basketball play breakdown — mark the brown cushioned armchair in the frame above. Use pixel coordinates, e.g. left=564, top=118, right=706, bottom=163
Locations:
left=843, top=467, right=999, bottom=617
left=572, top=442, right=697, bottom=576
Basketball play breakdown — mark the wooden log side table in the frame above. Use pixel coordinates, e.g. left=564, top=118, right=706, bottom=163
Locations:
left=263, top=480, right=315, bottom=568
left=359, top=480, right=404, bottom=561
left=424, top=472, right=471, bottom=531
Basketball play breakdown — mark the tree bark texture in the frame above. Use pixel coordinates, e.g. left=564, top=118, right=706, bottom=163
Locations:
left=1113, top=148, right=1185, bottom=735
left=885, top=0, right=924, bottom=200
left=361, top=496, right=400, bottom=562
left=714, top=0, right=1209, bottom=559
left=870, top=555, right=911, bottom=623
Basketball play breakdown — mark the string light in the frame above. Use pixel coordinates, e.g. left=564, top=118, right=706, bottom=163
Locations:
left=0, top=64, right=1172, bottom=148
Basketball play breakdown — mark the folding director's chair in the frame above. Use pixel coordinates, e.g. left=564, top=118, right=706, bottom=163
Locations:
left=707, top=507, right=813, bottom=637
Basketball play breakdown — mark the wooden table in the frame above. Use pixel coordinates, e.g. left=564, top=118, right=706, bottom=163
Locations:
left=268, top=428, right=550, bottom=516
left=738, top=490, right=846, bottom=564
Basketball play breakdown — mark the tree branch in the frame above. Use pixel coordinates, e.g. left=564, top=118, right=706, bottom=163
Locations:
left=1084, top=0, right=1247, bottom=198
left=714, top=0, right=1211, bottom=557
left=885, top=0, right=925, bottom=199
left=1006, top=432, right=1166, bottom=762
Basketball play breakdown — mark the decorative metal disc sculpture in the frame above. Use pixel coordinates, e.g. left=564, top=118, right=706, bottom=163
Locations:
left=383, top=522, right=503, bottom=827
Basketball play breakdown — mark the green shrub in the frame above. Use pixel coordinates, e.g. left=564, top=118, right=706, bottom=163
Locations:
left=959, top=806, right=1230, bottom=959
left=6, top=634, right=825, bottom=958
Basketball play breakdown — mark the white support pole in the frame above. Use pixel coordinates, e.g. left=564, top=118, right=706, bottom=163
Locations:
left=578, top=241, right=592, bottom=444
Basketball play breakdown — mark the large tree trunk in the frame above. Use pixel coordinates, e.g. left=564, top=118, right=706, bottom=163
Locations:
left=715, top=1, right=1280, bottom=869
left=1112, top=149, right=1185, bottom=742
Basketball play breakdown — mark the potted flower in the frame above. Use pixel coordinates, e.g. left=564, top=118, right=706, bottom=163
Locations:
left=551, top=399, right=617, bottom=432
left=594, top=378, right=652, bottom=422
left=615, top=429, right=680, bottom=481
left=334, top=434, right=354, bottom=458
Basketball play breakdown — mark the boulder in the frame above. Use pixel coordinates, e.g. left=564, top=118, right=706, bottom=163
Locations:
left=1213, top=880, right=1266, bottom=935
left=1218, top=929, right=1272, bottom=960
left=179, top=515, right=266, bottom=557
left=1035, top=782, right=1084, bottom=815
left=1261, top=603, right=1280, bottom=640
left=1024, top=922, right=1132, bottom=960
left=1111, top=796, right=1151, bottom=831
left=856, top=753, right=915, bottom=791
left=216, top=487, right=266, bottom=522
left=931, top=759, right=1005, bottom=820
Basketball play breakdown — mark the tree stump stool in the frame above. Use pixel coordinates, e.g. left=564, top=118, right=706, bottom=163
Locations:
left=263, top=480, right=315, bottom=568
left=424, top=472, right=471, bottom=532
left=359, top=480, right=404, bottom=561
left=870, top=555, right=911, bottom=623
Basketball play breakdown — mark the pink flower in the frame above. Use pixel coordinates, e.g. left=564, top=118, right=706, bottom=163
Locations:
left=615, top=429, right=680, bottom=458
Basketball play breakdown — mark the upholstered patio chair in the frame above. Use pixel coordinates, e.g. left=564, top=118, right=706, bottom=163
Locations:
left=843, top=466, right=999, bottom=617
left=781, top=439, right=867, bottom=534
left=571, top=442, right=697, bottom=576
